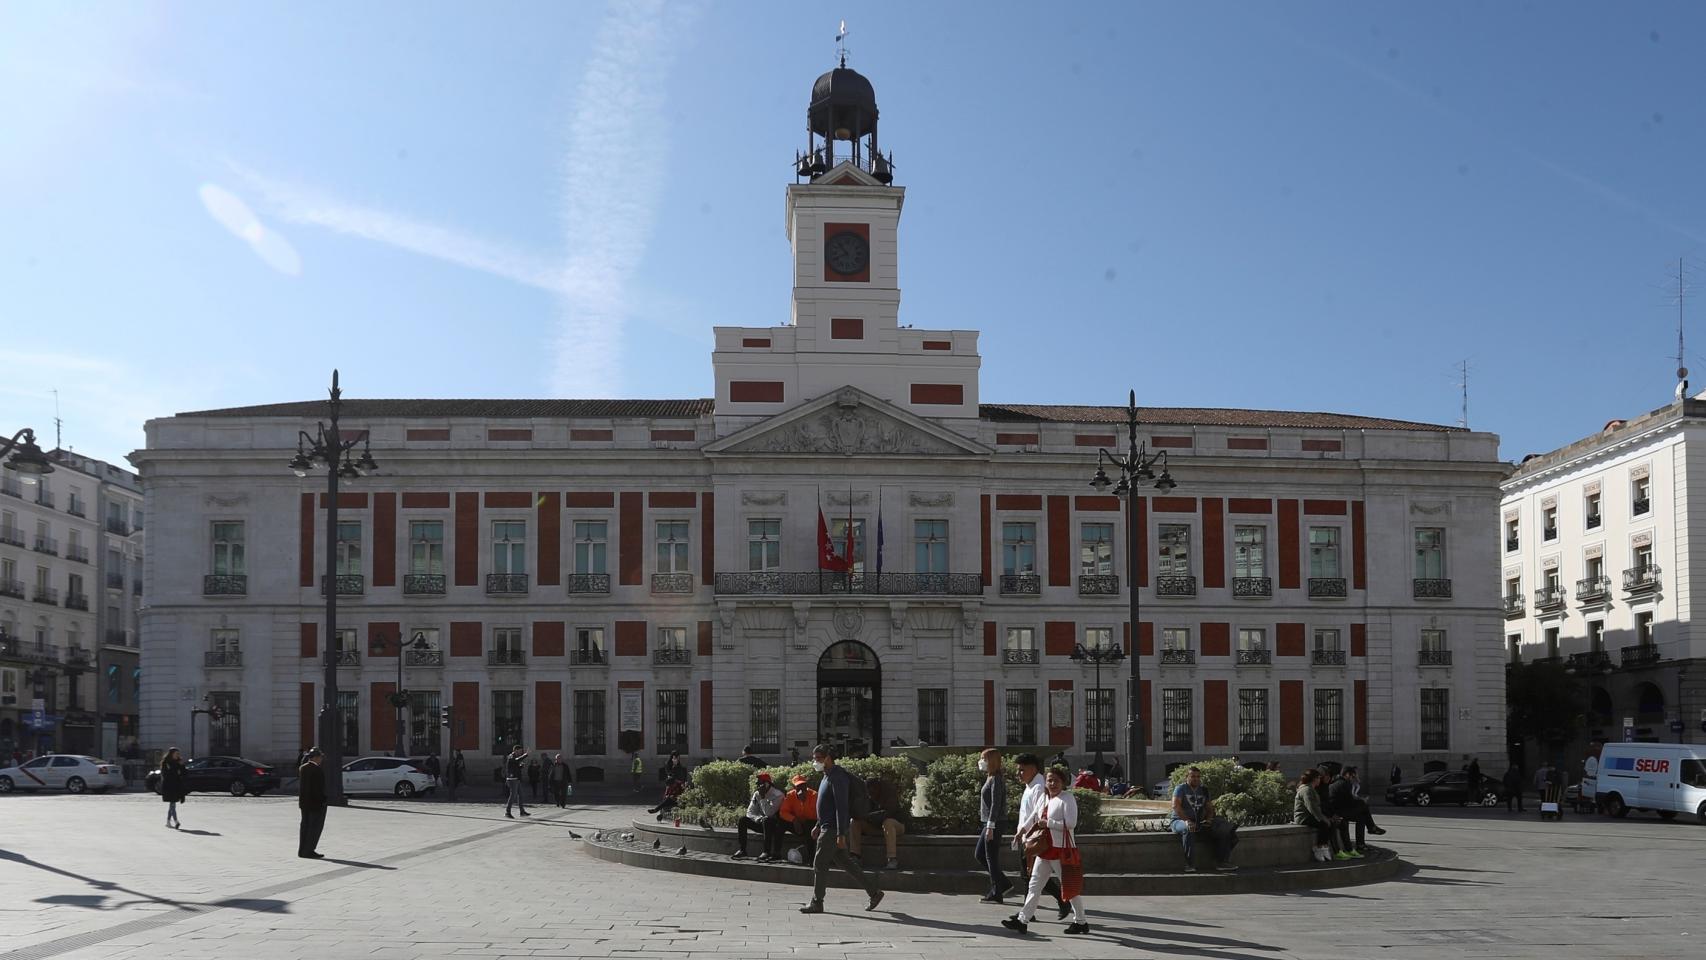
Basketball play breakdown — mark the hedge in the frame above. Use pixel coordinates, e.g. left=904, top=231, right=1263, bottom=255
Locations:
left=920, top=753, right=1106, bottom=833
left=675, top=755, right=918, bottom=829
left=1161, top=758, right=1291, bottom=824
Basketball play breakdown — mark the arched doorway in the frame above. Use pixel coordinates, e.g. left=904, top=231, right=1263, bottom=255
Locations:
left=818, top=640, right=880, bottom=758
left=1633, top=682, right=1665, bottom=724
left=1589, top=687, right=1614, bottom=729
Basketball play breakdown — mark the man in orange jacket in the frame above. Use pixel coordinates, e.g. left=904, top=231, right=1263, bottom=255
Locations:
left=779, top=774, right=819, bottom=862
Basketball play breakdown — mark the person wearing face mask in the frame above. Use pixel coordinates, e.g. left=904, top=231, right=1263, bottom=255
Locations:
left=975, top=748, right=1011, bottom=903
left=780, top=774, right=819, bottom=863
left=1009, top=753, right=1065, bottom=919
left=732, top=772, right=785, bottom=861
left=800, top=744, right=884, bottom=914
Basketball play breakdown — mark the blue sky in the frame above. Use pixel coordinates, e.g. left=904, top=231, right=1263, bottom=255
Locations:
left=3, top=1, right=1704, bottom=467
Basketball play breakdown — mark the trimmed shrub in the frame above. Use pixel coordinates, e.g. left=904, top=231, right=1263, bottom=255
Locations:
left=680, top=760, right=755, bottom=809
left=1162, top=759, right=1290, bottom=824
left=923, top=753, right=1022, bottom=831
left=677, top=755, right=921, bottom=827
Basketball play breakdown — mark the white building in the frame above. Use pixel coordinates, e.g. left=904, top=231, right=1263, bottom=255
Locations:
left=131, top=64, right=1508, bottom=780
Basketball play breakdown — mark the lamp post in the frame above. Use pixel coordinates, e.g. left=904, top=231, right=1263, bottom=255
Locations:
left=288, top=370, right=378, bottom=806
left=1069, top=641, right=1126, bottom=776
left=2, top=427, right=56, bottom=483
left=391, top=632, right=430, bottom=758
left=1088, top=389, right=1177, bottom=798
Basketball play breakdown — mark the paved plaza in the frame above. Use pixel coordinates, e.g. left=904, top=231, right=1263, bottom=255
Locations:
left=0, top=791, right=1699, bottom=960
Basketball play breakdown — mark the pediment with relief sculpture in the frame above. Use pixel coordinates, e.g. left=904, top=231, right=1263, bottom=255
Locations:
left=706, top=386, right=990, bottom=457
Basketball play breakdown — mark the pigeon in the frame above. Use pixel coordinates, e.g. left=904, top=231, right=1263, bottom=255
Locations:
left=675, top=845, right=688, bottom=856
left=652, top=838, right=662, bottom=850
left=567, top=830, right=583, bottom=840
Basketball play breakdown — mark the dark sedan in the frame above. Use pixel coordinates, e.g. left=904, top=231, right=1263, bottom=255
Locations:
left=1385, top=770, right=1502, bottom=807
left=145, top=756, right=281, bottom=797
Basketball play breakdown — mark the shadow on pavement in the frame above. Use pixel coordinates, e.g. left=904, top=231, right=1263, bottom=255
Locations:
left=872, top=910, right=1281, bottom=958
left=320, top=858, right=396, bottom=870
left=174, top=829, right=222, bottom=837
left=4, top=848, right=293, bottom=916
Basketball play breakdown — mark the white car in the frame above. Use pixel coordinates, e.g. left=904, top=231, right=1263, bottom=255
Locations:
left=340, top=757, right=436, bottom=798
left=0, top=755, right=128, bottom=793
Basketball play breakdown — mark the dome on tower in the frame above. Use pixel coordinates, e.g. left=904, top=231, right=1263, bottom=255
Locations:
left=809, top=67, right=878, bottom=140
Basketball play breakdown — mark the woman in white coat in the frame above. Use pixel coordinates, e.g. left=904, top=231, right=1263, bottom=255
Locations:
left=1002, top=767, right=1089, bottom=936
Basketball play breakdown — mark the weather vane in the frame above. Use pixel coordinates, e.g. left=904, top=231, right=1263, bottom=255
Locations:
left=837, top=20, right=848, bottom=67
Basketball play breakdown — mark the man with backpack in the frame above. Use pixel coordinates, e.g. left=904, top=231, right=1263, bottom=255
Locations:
left=799, top=744, right=883, bottom=915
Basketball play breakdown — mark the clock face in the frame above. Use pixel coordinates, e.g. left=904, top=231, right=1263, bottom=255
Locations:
left=824, top=230, right=870, bottom=276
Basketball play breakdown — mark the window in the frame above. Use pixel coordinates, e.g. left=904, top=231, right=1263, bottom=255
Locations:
left=212, top=628, right=240, bottom=654
left=492, top=520, right=527, bottom=575
left=407, top=690, right=440, bottom=755
left=1505, top=577, right=1521, bottom=600
left=1543, top=569, right=1561, bottom=593
left=1636, top=611, right=1654, bottom=647
left=575, top=627, right=605, bottom=663
left=656, top=689, right=689, bottom=754
left=493, top=627, right=523, bottom=662
left=105, top=665, right=119, bottom=703
left=1633, top=542, right=1654, bottom=573
left=656, top=520, right=690, bottom=574
left=915, top=520, right=948, bottom=574
left=1544, top=627, right=1559, bottom=658
left=334, top=521, right=362, bottom=575
left=1308, top=527, right=1340, bottom=577
left=1508, top=633, right=1522, bottom=664
left=574, top=689, right=606, bottom=754
left=1585, top=556, right=1604, bottom=582
left=1419, top=688, right=1449, bottom=750
left=1588, top=620, right=1605, bottom=653
left=1004, top=688, right=1037, bottom=745
left=917, top=688, right=948, bottom=744
left=1001, top=522, right=1035, bottom=576
left=336, top=691, right=360, bottom=756
left=1314, top=628, right=1340, bottom=652
left=1238, top=689, right=1269, bottom=750
left=747, top=519, right=781, bottom=571
left=1080, top=522, right=1113, bottom=576
left=1313, top=688, right=1343, bottom=750
left=1542, top=505, right=1558, bottom=541
left=573, top=521, right=608, bottom=574
left=657, top=626, right=688, bottom=653
left=1237, top=627, right=1266, bottom=651
left=828, top=518, right=868, bottom=572
left=409, top=521, right=444, bottom=575
left=749, top=689, right=781, bottom=753
left=1421, top=628, right=1447, bottom=653
left=1585, top=491, right=1602, bottom=528
left=1005, top=626, right=1036, bottom=662
left=209, top=692, right=240, bottom=755
left=1086, top=687, right=1115, bottom=752
left=492, top=690, right=524, bottom=754
left=1632, top=475, right=1651, bottom=514
left=1413, top=528, right=1445, bottom=579
left=1084, top=626, right=1115, bottom=653
left=1157, top=524, right=1191, bottom=576
left=1233, top=526, right=1266, bottom=578
left=1162, top=688, right=1193, bottom=751
left=1161, top=627, right=1191, bottom=651
left=211, top=522, right=245, bottom=575
left=1505, top=517, right=1519, bottom=550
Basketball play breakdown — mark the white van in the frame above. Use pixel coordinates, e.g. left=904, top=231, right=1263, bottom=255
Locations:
left=1594, top=743, right=1706, bottom=821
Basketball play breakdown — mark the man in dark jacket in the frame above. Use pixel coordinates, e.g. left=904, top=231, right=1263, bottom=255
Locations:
left=503, top=745, right=530, bottom=819
left=298, top=747, right=328, bottom=859
left=1327, top=767, right=1366, bottom=855
left=799, top=744, right=882, bottom=915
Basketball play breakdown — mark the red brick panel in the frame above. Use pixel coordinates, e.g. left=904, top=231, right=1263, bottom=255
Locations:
left=372, top=492, right=396, bottom=587
left=1150, top=436, right=1192, bottom=448
left=619, top=492, right=643, bottom=585
left=1048, top=678, right=1074, bottom=746
left=536, top=681, right=562, bottom=750
left=1277, top=499, right=1300, bottom=590
left=484, top=491, right=532, bottom=509
left=1228, top=498, right=1272, bottom=514
left=650, top=429, right=695, bottom=442
left=649, top=491, right=696, bottom=508
left=995, top=494, right=1042, bottom=511
left=299, top=493, right=315, bottom=587
left=1075, top=434, right=1116, bottom=447
left=1138, top=621, right=1154, bottom=657
left=1350, top=623, right=1367, bottom=658
left=1201, top=622, right=1230, bottom=658
left=1276, top=622, right=1305, bottom=658
left=983, top=621, right=997, bottom=657
left=406, top=428, right=451, bottom=441
left=449, top=622, right=482, bottom=658
left=533, top=621, right=565, bottom=658
left=1279, top=680, right=1304, bottom=746
left=1075, top=496, right=1121, bottom=512
left=983, top=680, right=995, bottom=744
left=1153, top=496, right=1196, bottom=513
left=830, top=317, right=864, bottom=340
left=1354, top=680, right=1368, bottom=746
left=730, top=381, right=785, bottom=402
left=318, top=492, right=369, bottom=509
left=1351, top=501, right=1367, bottom=591
left=910, top=383, right=964, bottom=405
left=1047, top=496, right=1071, bottom=587
left=570, top=429, right=614, bottom=442
left=565, top=491, right=615, bottom=508
left=371, top=682, right=396, bottom=754
left=701, top=492, right=715, bottom=586
left=1201, top=497, right=1224, bottom=589
left=980, top=495, right=992, bottom=587
left=996, top=433, right=1039, bottom=445
left=488, top=428, right=532, bottom=442
left=742, top=337, right=771, bottom=348
left=1303, top=499, right=1346, bottom=516
left=1044, top=621, right=1076, bottom=657
left=300, top=622, right=317, bottom=659
left=299, top=683, right=315, bottom=749
left=1302, top=438, right=1343, bottom=452
left=1204, top=680, right=1228, bottom=747
left=454, top=493, right=479, bottom=586
left=368, top=622, right=401, bottom=657
left=922, top=340, right=952, bottom=350
left=615, top=620, right=647, bottom=657
left=401, top=492, right=450, bottom=509
left=537, top=492, right=560, bottom=585
left=697, top=621, right=714, bottom=658
left=1227, top=437, right=1268, bottom=450
left=452, top=682, right=480, bottom=750
left=823, top=222, right=871, bottom=282
left=700, top=680, right=714, bottom=750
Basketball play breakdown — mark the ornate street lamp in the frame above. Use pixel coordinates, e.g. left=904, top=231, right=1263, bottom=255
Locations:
left=2, top=428, right=55, bottom=483
left=1068, top=641, right=1126, bottom=775
left=1088, top=389, right=1177, bottom=797
left=288, top=370, right=378, bottom=805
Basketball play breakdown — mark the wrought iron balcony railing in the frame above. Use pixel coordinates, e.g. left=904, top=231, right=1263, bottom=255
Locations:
left=65, top=545, right=89, bottom=564
left=487, top=648, right=525, bottom=666
left=0, top=524, right=23, bottom=546
left=203, top=574, right=248, bottom=596
left=66, top=645, right=92, bottom=666
left=486, top=573, right=529, bottom=596
left=1419, top=649, right=1453, bottom=666
left=1632, top=497, right=1650, bottom=515
left=1156, top=575, right=1197, bottom=597
left=405, top=648, right=444, bottom=666
left=1586, top=513, right=1602, bottom=529
left=1566, top=650, right=1612, bottom=673
left=104, top=630, right=130, bottom=646
left=0, top=578, right=24, bottom=599
left=1413, top=578, right=1453, bottom=599
left=651, top=572, right=694, bottom=595
left=1236, top=648, right=1271, bottom=665
left=321, top=574, right=365, bottom=596
left=33, top=536, right=58, bottom=556
left=1533, top=585, right=1566, bottom=610
left=335, top=649, right=360, bottom=667
left=1576, top=576, right=1610, bottom=602
left=1623, top=566, right=1660, bottom=594
left=67, top=498, right=86, bottom=518
left=1308, top=577, right=1347, bottom=599
left=204, top=650, right=242, bottom=668
left=1077, top=574, right=1119, bottom=596
left=0, top=477, right=19, bottom=498
left=653, top=647, right=690, bottom=666
left=0, top=636, right=58, bottom=663
left=1542, top=526, right=1558, bottom=541
left=106, top=572, right=125, bottom=590
left=1312, top=649, right=1346, bottom=666
left=1159, top=648, right=1196, bottom=665
left=567, top=573, right=611, bottom=595
left=571, top=648, right=607, bottom=666
left=1505, top=537, right=1519, bottom=552
left=1000, top=574, right=1042, bottom=596
left=105, top=518, right=130, bottom=536
left=1232, top=576, right=1272, bottom=598
left=1621, top=644, right=1660, bottom=668
left=32, top=586, right=59, bottom=605
left=403, top=574, right=446, bottom=596
left=65, top=593, right=89, bottom=611
left=35, top=490, right=54, bottom=508
left=716, top=571, right=986, bottom=596
left=1503, top=595, right=1525, bottom=618
left=1002, top=648, right=1040, bottom=665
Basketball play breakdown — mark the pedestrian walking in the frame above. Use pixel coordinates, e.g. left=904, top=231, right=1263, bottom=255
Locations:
left=424, top=751, right=441, bottom=787
left=298, top=747, right=328, bottom=859
left=447, top=750, right=465, bottom=801
left=630, top=752, right=644, bottom=793
left=1004, top=767, right=1088, bottom=935
left=1503, top=765, right=1526, bottom=813
left=550, top=754, right=573, bottom=808
left=503, top=744, right=530, bottom=819
left=975, top=748, right=1011, bottom=903
left=1465, top=756, right=1483, bottom=805
left=159, top=747, right=188, bottom=829
left=798, top=744, right=883, bottom=914
left=527, top=754, right=542, bottom=802
left=1009, top=752, right=1065, bottom=919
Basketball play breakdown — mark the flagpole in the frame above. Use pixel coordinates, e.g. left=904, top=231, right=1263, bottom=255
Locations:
left=846, top=484, right=855, bottom=592
left=817, top=484, right=823, bottom=595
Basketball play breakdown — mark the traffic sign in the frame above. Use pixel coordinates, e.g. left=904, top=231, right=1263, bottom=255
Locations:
left=1670, top=719, right=1685, bottom=734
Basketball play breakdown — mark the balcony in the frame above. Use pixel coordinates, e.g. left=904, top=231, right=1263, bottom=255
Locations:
left=66, top=498, right=85, bottom=518
left=335, top=649, right=360, bottom=667
left=63, top=646, right=92, bottom=669
left=1503, top=596, right=1525, bottom=618
left=0, top=578, right=24, bottom=599
left=203, top=574, right=248, bottom=596
left=1236, top=648, right=1271, bottom=665
left=1566, top=650, right=1613, bottom=673
left=1000, top=574, right=1042, bottom=596
left=1576, top=575, right=1610, bottom=603
left=1585, top=513, right=1601, bottom=530
left=106, top=572, right=125, bottom=590
left=567, top=573, right=611, bottom=595
left=320, top=574, right=365, bottom=596
left=1232, top=577, right=1272, bottom=598
left=0, top=476, right=19, bottom=497
left=1312, top=649, right=1347, bottom=666
left=651, top=572, right=694, bottom=595
left=1542, top=526, right=1558, bottom=541
left=1308, top=577, right=1347, bottom=599
left=1077, top=574, right=1119, bottom=596
left=64, top=593, right=89, bottom=611
left=1002, top=648, right=1040, bottom=665
left=1159, top=648, right=1196, bottom=665
left=33, top=536, right=58, bottom=556
left=0, top=636, right=59, bottom=663
left=0, top=524, right=23, bottom=546
left=1621, top=644, right=1661, bottom=669
left=1623, top=565, right=1660, bottom=594
left=486, top=573, right=530, bottom=596
left=653, top=647, right=691, bottom=666
left=1418, top=649, right=1453, bottom=666
left=1155, top=575, right=1197, bottom=597
left=65, top=545, right=89, bottom=564
left=571, top=648, right=607, bottom=667
left=1632, top=497, right=1650, bottom=516
left=1505, top=537, right=1519, bottom=552
left=404, top=648, right=444, bottom=667
left=403, top=574, right=446, bottom=596
left=104, top=630, right=129, bottom=647
left=1533, top=585, right=1566, bottom=612
left=32, top=586, right=59, bottom=605
left=35, top=490, right=54, bottom=508
left=105, top=518, right=130, bottom=536
left=487, top=648, right=525, bottom=667
left=1413, top=578, right=1453, bottom=599
left=204, top=650, right=243, bottom=668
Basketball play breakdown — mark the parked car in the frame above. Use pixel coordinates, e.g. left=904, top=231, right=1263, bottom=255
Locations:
left=341, top=756, right=436, bottom=797
left=0, top=755, right=128, bottom=793
left=1385, top=770, right=1503, bottom=807
left=144, top=756, right=280, bottom=797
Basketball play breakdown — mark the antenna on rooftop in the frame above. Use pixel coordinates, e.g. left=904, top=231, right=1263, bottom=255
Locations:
left=52, top=388, right=62, bottom=450
left=1674, top=256, right=1690, bottom=401
left=1455, top=360, right=1469, bottom=430
left=836, top=19, right=848, bottom=67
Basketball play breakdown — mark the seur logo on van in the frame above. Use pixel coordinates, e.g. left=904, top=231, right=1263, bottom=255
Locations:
left=1607, top=756, right=1671, bottom=773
